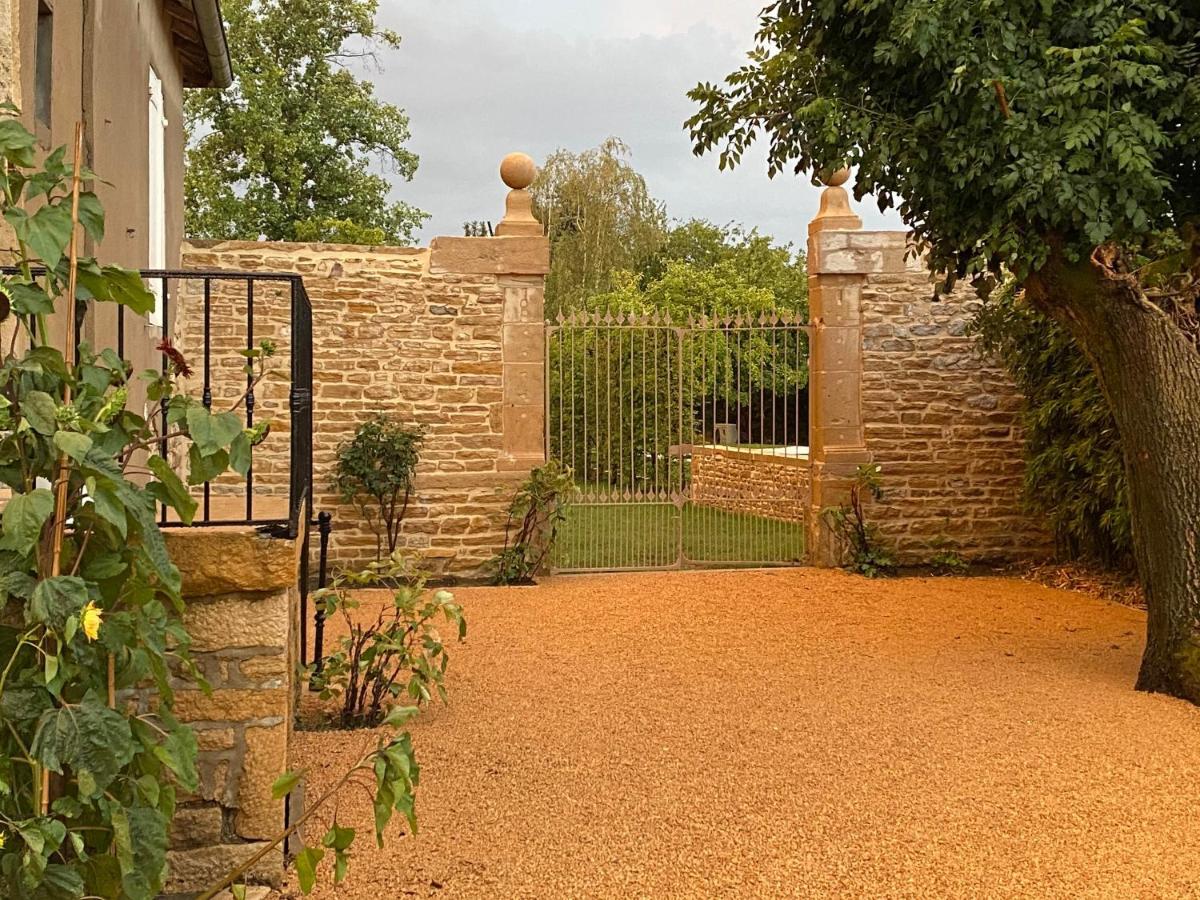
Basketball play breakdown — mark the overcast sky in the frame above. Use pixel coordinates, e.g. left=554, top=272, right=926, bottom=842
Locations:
left=368, top=1, right=904, bottom=247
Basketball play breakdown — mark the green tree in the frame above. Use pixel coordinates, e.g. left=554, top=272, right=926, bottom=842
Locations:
left=643, top=219, right=808, bottom=316
left=687, top=2, right=1200, bottom=700
left=532, top=138, right=668, bottom=316
left=185, top=0, right=427, bottom=244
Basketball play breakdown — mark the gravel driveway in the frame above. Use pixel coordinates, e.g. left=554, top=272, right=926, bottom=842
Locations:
left=286, top=569, right=1200, bottom=899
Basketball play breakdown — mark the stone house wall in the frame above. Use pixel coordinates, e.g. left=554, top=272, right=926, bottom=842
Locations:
left=690, top=448, right=810, bottom=523
left=160, top=529, right=300, bottom=895
left=177, top=235, right=549, bottom=579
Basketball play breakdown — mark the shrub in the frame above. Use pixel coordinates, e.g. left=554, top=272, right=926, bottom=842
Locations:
left=971, top=286, right=1131, bottom=569
left=822, top=464, right=897, bottom=578
left=334, top=416, right=423, bottom=560
left=491, top=461, right=577, bottom=585
left=309, top=556, right=465, bottom=729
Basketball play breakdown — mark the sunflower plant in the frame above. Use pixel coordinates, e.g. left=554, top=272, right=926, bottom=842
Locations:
left=0, top=109, right=261, bottom=898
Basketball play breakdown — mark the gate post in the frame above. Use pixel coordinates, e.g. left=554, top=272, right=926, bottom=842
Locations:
left=806, top=170, right=872, bottom=565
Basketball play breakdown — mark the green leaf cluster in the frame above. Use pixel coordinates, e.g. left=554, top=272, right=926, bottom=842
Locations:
left=0, top=111, right=253, bottom=899
left=490, top=461, right=577, bottom=585
left=687, top=1, right=1199, bottom=285
left=971, top=286, right=1131, bottom=567
left=333, top=416, right=423, bottom=561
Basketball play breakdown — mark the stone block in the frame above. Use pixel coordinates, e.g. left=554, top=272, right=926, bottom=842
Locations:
left=174, top=688, right=288, bottom=723
left=429, top=236, right=550, bottom=275
left=184, top=590, right=290, bottom=653
left=170, top=805, right=224, bottom=850
left=164, top=530, right=298, bottom=598
left=234, top=723, right=289, bottom=840
left=164, top=842, right=282, bottom=894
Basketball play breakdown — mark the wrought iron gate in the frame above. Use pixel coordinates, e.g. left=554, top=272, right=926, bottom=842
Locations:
left=546, top=310, right=811, bottom=572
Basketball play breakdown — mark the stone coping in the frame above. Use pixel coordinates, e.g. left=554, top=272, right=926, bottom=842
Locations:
left=164, top=528, right=298, bottom=598
left=691, top=445, right=811, bottom=468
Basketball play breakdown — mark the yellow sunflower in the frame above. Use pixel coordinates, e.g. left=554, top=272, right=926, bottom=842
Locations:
left=81, top=601, right=103, bottom=642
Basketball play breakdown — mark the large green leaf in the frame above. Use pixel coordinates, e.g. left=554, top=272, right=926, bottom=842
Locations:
left=29, top=576, right=90, bottom=631
left=27, top=202, right=74, bottom=269
left=32, top=701, right=137, bottom=795
left=294, top=846, right=325, bottom=893
left=76, top=191, right=105, bottom=243
left=147, top=454, right=197, bottom=524
left=187, top=445, right=230, bottom=485
left=54, top=431, right=93, bottom=462
left=0, top=488, right=54, bottom=554
left=104, top=267, right=156, bottom=315
left=186, top=406, right=243, bottom=455
left=113, top=805, right=168, bottom=899
left=152, top=724, right=199, bottom=793
left=22, top=390, right=59, bottom=435
left=0, top=117, right=36, bottom=166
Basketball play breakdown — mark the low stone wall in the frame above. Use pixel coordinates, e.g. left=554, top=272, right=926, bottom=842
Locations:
left=178, top=234, right=549, bottom=579
left=690, top=447, right=810, bottom=523
left=160, top=529, right=299, bottom=895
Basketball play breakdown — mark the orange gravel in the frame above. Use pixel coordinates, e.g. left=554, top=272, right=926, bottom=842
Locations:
left=285, top=569, right=1200, bottom=898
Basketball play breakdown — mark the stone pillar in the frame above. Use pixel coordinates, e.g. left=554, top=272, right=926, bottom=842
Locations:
left=159, top=529, right=300, bottom=895
left=429, top=152, right=550, bottom=475
left=806, top=169, right=871, bottom=565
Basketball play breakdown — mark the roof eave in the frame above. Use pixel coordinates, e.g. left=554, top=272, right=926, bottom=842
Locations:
left=190, top=0, right=233, bottom=89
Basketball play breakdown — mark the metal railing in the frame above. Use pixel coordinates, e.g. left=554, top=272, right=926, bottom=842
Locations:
left=124, top=269, right=313, bottom=537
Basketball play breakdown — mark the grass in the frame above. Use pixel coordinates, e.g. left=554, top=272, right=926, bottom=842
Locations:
left=554, top=502, right=806, bottom=571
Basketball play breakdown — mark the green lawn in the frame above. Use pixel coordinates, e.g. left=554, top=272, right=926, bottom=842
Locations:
left=554, top=502, right=806, bottom=571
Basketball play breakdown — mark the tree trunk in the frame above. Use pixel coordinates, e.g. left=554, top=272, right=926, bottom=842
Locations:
left=1026, top=246, right=1200, bottom=704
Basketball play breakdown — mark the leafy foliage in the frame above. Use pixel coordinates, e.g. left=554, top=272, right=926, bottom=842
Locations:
left=687, top=2, right=1199, bottom=284
left=822, top=465, right=896, bottom=578
left=491, top=461, right=577, bottom=584
left=185, top=0, right=427, bottom=243
left=972, top=286, right=1131, bottom=567
left=532, top=138, right=668, bottom=316
left=334, top=416, right=423, bottom=560
left=308, top=557, right=465, bottom=728
left=0, top=110, right=258, bottom=899
left=205, top=707, right=423, bottom=898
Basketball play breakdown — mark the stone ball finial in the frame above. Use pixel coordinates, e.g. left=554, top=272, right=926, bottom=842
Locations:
left=819, top=166, right=851, bottom=188
left=500, top=152, right=537, bottom=191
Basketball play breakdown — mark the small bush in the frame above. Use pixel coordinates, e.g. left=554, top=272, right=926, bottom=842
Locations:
left=491, top=461, right=577, bottom=584
left=334, top=416, right=424, bottom=560
left=822, top=463, right=897, bottom=578
left=310, top=556, right=466, bottom=729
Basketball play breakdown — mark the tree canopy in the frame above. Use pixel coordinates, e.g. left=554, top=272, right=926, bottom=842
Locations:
left=185, top=0, right=427, bottom=244
left=688, top=2, right=1198, bottom=285
left=532, top=138, right=668, bottom=316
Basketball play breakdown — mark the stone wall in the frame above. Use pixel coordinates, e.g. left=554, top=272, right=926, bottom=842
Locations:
left=160, top=529, right=299, bottom=895
left=806, top=176, right=1050, bottom=566
left=860, top=263, right=1051, bottom=563
left=690, top=447, right=810, bottom=523
left=177, top=234, right=549, bottom=578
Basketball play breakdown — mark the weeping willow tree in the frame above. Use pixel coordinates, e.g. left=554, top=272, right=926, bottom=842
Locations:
left=532, top=138, right=668, bottom=317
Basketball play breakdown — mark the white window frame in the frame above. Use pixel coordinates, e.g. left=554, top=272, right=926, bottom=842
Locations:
left=147, top=67, right=167, bottom=327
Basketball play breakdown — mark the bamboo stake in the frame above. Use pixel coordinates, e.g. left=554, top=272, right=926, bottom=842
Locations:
left=40, top=123, right=85, bottom=815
